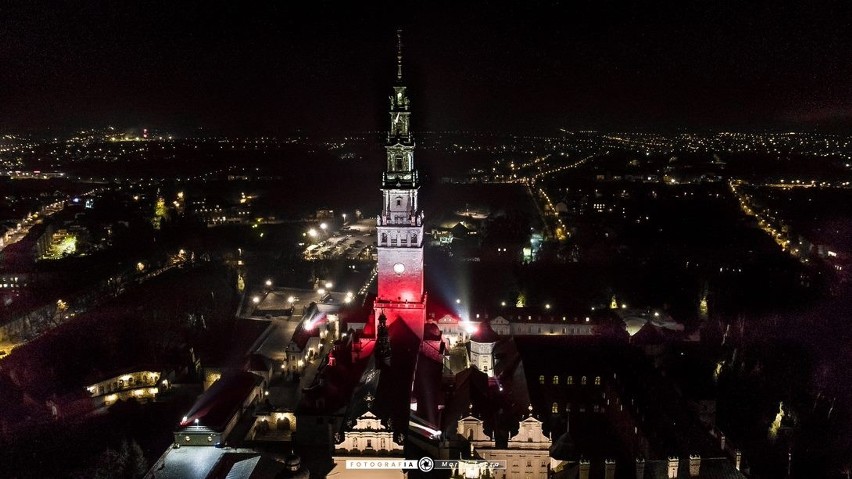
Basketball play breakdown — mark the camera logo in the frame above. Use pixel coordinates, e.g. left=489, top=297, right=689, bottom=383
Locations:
left=418, top=457, right=434, bottom=472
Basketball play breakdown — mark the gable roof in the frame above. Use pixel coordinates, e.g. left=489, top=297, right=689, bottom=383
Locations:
left=179, top=371, right=263, bottom=432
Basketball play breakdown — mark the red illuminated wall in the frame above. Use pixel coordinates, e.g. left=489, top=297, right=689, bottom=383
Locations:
left=376, top=245, right=426, bottom=339
left=377, top=246, right=424, bottom=303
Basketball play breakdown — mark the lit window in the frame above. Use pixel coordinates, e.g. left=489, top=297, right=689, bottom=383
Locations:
left=552, top=375, right=559, bottom=385
left=595, top=376, right=601, bottom=386
left=538, top=375, right=545, bottom=384
left=551, top=402, right=558, bottom=413
left=581, top=376, right=587, bottom=385
left=567, top=376, right=573, bottom=385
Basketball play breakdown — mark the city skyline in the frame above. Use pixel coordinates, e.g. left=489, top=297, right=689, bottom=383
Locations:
left=2, top=1, right=851, bottom=135
left=3, top=5, right=852, bottom=478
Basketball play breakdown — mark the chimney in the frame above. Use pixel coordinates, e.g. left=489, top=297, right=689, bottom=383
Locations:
left=689, top=454, right=701, bottom=477
left=635, top=457, right=645, bottom=479
left=667, top=456, right=679, bottom=479
left=735, top=449, right=742, bottom=471
left=605, top=458, right=616, bottom=479
left=579, top=459, right=591, bottom=479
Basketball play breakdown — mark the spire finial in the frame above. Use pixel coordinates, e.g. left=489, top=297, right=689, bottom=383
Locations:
left=396, top=29, right=403, bottom=80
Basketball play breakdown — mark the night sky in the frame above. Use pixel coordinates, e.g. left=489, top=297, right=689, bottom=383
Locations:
left=1, top=1, right=851, bottom=135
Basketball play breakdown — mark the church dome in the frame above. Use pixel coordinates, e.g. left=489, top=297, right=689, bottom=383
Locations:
left=284, top=453, right=301, bottom=470
left=470, top=319, right=500, bottom=343
left=274, top=452, right=309, bottom=478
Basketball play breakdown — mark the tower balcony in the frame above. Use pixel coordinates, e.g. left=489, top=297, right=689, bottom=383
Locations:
left=374, top=293, right=427, bottom=309
left=386, top=133, right=413, bottom=144
left=377, top=212, right=423, bottom=227
left=382, top=171, right=418, bottom=188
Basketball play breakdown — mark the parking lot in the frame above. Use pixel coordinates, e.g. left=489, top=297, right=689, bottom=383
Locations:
left=303, top=219, right=377, bottom=261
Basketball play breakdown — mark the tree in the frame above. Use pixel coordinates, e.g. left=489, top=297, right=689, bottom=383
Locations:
left=92, top=445, right=128, bottom=479
left=124, top=440, right=148, bottom=479
left=89, top=439, right=147, bottom=479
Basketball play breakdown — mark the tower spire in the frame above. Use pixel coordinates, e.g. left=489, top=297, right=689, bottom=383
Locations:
left=396, top=29, right=403, bottom=80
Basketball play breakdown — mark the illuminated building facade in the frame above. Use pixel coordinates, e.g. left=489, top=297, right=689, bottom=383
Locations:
left=457, top=412, right=552, bottom=479
left=375, top=30, right=426, bottom=339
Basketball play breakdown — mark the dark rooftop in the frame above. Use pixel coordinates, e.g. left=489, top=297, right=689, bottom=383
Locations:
left=179, top=371, right=262, bottom=432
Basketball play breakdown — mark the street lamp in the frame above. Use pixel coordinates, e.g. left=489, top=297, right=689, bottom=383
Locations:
left=320, top=223, right=328, bottom=230
left=325, top=281, right=333, bottom=289
left=265, top=279, right=272, bottom=287
left=252, top=296, right=260, bottom=304
left=308, top=228, right=318, bottom=238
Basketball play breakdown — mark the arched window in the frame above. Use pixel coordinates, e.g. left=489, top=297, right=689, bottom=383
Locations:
left=551, top=402, right=559, bottom=413
left=395, top=197, right=402, bottom=207
left=381, top=233, right=387, bottom=244
left=538, top=375, right=545, bottom=384
left=595, top=376, right=601, bottom=386
left=552, top=375, right=559, bottom=385
left=567, top=376, right=574, bottom=385
left=395, top=156, right=403, bottom=170
left=581, top=376, right=587, bottom=385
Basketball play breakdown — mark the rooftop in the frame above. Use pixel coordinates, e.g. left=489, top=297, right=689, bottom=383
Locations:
left=179, top=371, right=263, bottom=433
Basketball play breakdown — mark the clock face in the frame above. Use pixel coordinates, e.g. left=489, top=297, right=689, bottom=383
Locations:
left=393, top=263, right=405, bottom=274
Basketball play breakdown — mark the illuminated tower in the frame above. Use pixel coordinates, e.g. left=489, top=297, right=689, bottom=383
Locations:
left=375, top=30, right=426, bottom=338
